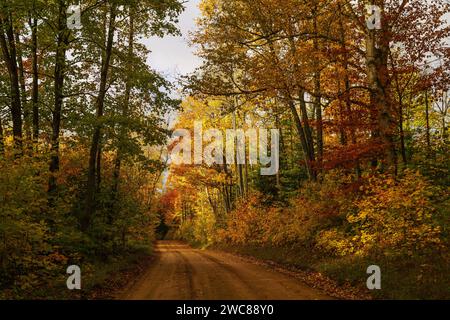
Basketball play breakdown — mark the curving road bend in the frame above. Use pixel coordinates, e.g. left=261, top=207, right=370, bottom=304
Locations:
left=122, top=241, right=332, bottom=300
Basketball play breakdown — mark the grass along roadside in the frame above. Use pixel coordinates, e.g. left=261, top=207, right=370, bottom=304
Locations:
left=208, top=243, right=449, bottom=300
left=37, top=246, right=155, bottom=300
left=86, top=247, right=155, bottom=300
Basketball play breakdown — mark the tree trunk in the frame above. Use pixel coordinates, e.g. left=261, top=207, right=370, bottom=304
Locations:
left=298, top=91, right=315, bottom=164
left=0, top=116, right=4, bottom=156
left=0, top=13, right=23, bottom=153
left=274, top=109, right=281, bottom=188
left=113, top=11, right=134, bottom=198
left=233, top=108, right=245, bottom=198
left=365, top=11, right=397, bottom=173
left=287, top=98, right=315, bottom=180
left=222, top=154, right=232, bottom=213
left=30, top=15, right=39, bottom=143
left=337, top=81, right=347, bottom=146
left=96, top=145, right=101, bottom=191
left=285, top=34, right=315, bottom=180
left=398, top=95, right=407, bottom=165
left=338, top=4, right=361, bottom=177
left=83, top=4, right=117, bottom=231
left=424, top=90, right=431, bottom=153
left=49, top=0, right=70, bottom=195
left=312, top=5, right=323, bottom=164
left=15, top=32, right=31, bottom=143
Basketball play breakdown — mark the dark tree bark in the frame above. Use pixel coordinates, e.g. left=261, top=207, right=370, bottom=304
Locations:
left=284, top=34, right=316, bottom=180
left=113, top=10, right=134, bottom=198
left=15, top=32, right=30, bottom=141
left=96, top=145, right=101, bottom=191
left=233, top=108, right=245, bottom=198
left=298, top=91, right=315, bottom=164
left=398, top=95, right=407, bottom=165
left=0, top=115, right=4, bottom=156
left=48, top=0, right=70, bottom=195
left=83, top=4, right=117, bottom=230
left=0, top=13, right=23, bottom=153
left=30, top=15, right=39, bottom=142
left=222, top=154, right=232, bottom=213
left=424, top=90, right=431, bottom=153
left=287, top=98, right=315, bottom=180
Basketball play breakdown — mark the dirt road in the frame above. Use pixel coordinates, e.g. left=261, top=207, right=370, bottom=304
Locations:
left=122, top=241, right=331, bottom=300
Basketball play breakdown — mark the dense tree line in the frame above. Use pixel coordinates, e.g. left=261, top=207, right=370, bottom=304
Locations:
left=0, top=0, right=183, bottom=298
left=164, top=0, right=450, bottom=299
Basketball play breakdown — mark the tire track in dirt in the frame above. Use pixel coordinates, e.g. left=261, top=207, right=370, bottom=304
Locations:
left=123, top=241, right=332, bottom=300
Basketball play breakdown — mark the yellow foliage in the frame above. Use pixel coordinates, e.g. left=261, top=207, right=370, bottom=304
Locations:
left=316, top=170, right=444, bottom=257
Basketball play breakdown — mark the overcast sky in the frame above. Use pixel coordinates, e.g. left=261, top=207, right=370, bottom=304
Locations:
left=142, top=0, right=202, bottom=83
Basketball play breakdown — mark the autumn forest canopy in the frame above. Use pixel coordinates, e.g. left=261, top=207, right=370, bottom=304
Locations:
left=0, top=0, right=449, bottom=299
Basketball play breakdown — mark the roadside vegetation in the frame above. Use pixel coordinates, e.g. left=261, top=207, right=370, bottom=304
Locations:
left=162, top=0, right=450, bottom=300
left=0, top=0, right=182, bottom=299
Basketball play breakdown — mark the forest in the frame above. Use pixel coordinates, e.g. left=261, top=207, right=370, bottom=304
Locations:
left=164, top=0, right=450, bottom=299
left=0, top=0, right=183, bottom=298
left=0, top=0, right=449, bottom=300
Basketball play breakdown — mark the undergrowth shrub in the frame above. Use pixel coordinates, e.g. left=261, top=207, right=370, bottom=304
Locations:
left=315, top=170, right=445, bottom=257
left=193, top=169, right=447, bottom=261
left=0, top=146, right=158, bottom=298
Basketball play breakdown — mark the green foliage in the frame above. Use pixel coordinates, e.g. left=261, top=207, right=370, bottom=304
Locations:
left=0, top=0, right=183, bottom=298
left=0, top=156, right=52, bottom=296
left=0, top=145, right=161, bottom=298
